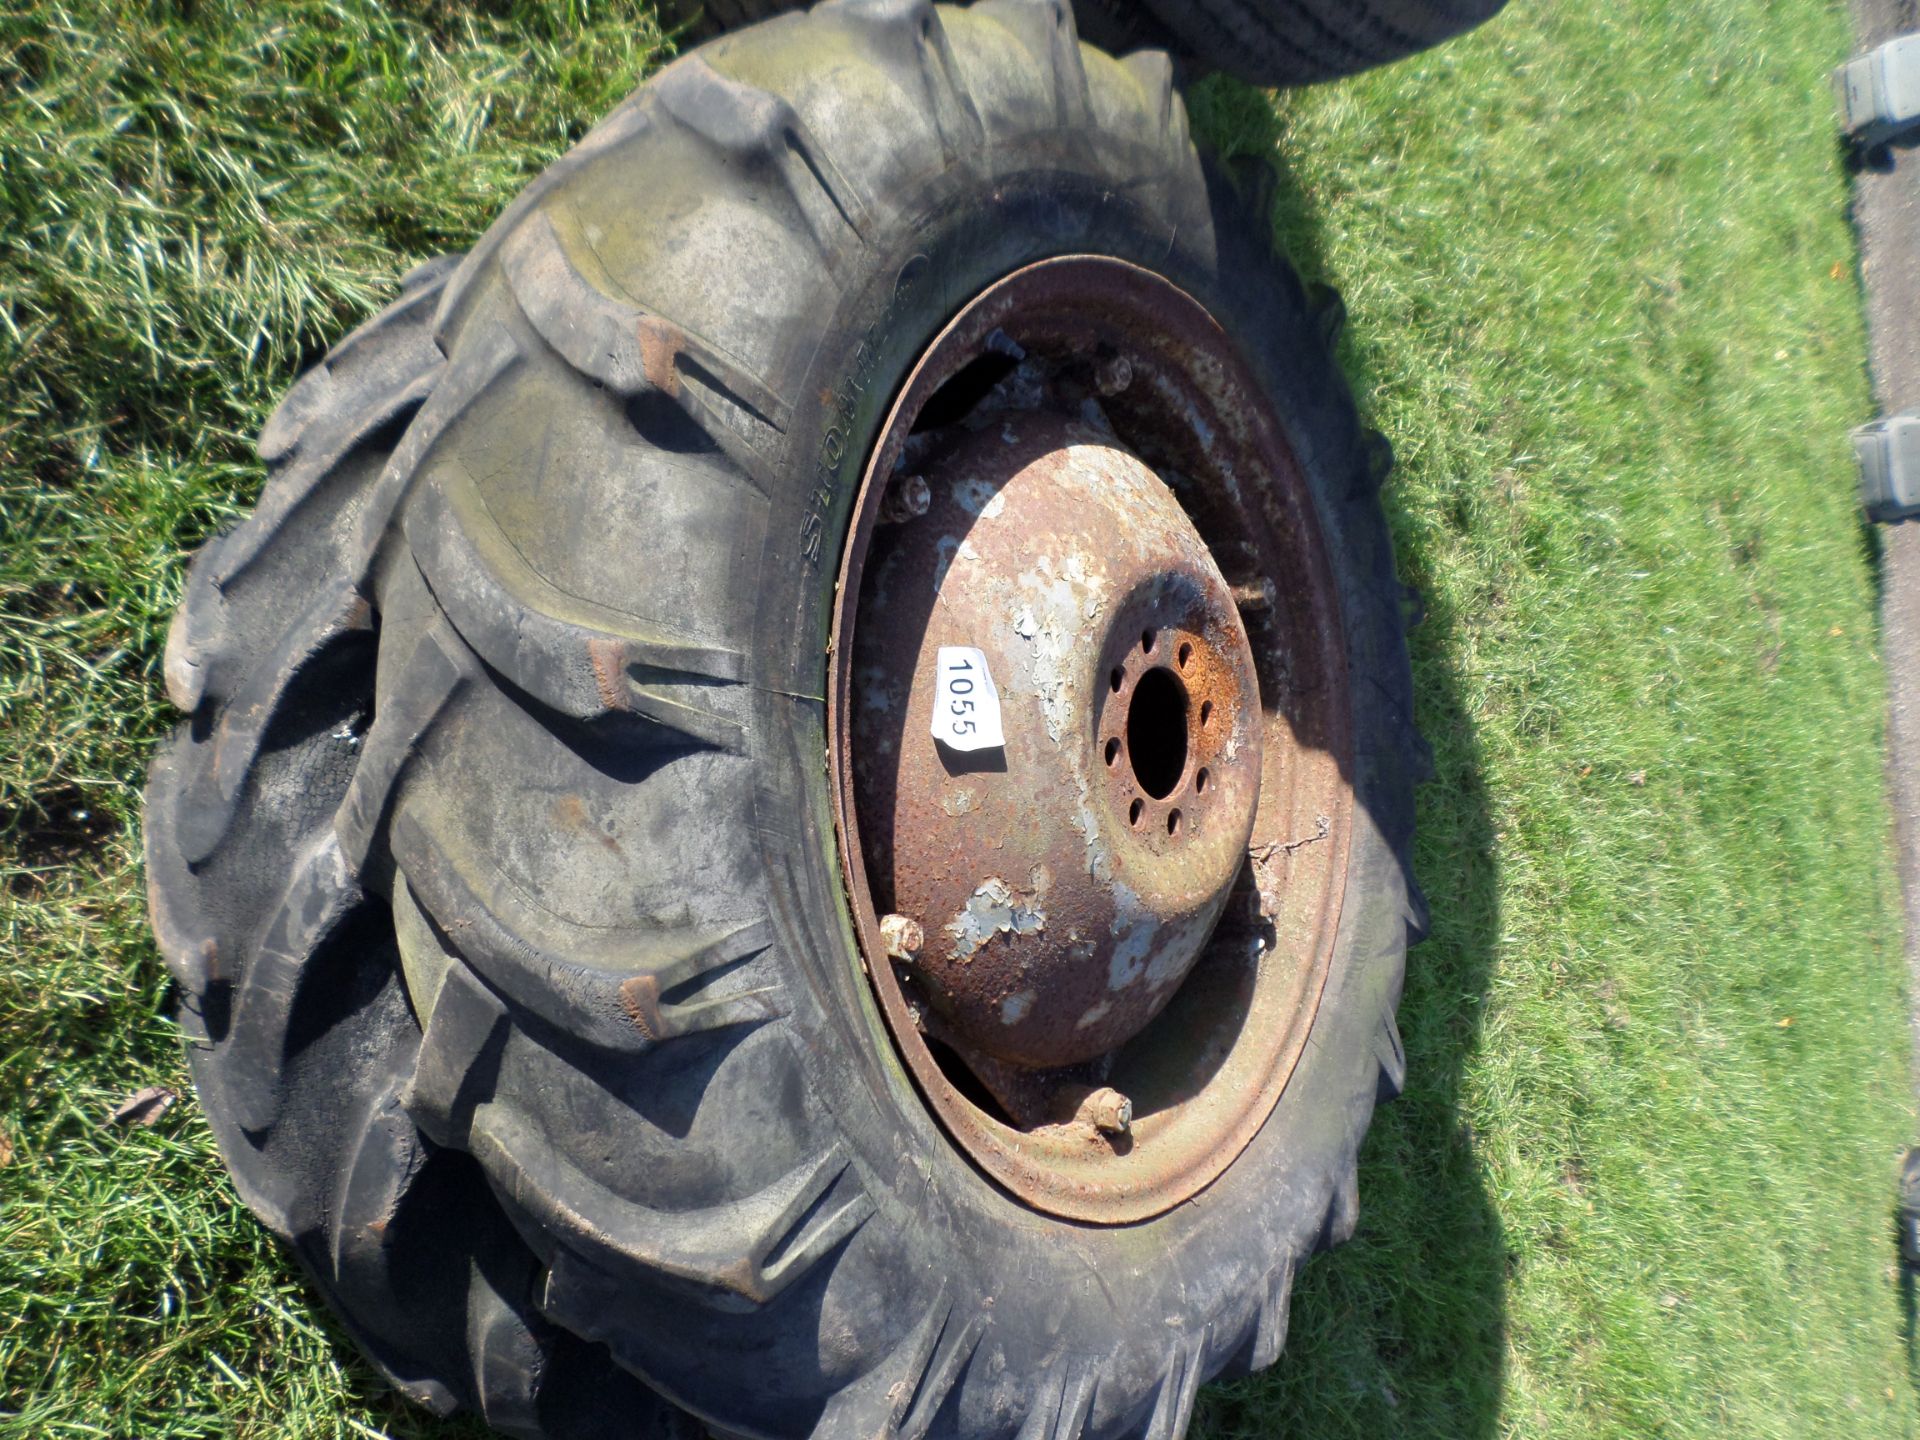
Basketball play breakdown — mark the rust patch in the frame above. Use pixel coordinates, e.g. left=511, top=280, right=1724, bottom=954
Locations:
left=636, top=316, right=684, bottom=396
left=549, top=794, right=622, bottom=858
left=619, top=973, right=662, bottom=1042
left=585, top=637, right=629, bottom=714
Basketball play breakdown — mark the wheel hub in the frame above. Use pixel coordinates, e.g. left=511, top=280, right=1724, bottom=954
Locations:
left=849, top=413, right=1263, bottom=1070
left=828, top=257, right=1356, bottom=1221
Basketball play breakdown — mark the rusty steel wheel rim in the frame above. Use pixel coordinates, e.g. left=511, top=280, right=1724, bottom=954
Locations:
left=828, top=257, right=1355, bottom=1223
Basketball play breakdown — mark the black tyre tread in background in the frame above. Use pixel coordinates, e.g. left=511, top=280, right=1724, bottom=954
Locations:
left=148, top=3, right=1426, bottom=1438
left=660, top=0, right=1506, bottom=86
left=144, top=259, right=689, bottom=1440
left=1114, top=0, right=1506, bottom=86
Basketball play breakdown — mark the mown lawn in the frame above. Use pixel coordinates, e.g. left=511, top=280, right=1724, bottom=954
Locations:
left=1, top=1, right=1912, bottom=1438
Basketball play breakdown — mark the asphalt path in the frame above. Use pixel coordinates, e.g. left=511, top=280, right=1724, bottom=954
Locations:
left=1850, top=0, right=1920, bottom=1103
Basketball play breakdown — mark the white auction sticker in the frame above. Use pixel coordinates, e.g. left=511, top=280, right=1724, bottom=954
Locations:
left=931, top=646, right=1005, bottom=752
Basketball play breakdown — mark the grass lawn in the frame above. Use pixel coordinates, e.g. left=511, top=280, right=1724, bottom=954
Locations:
left=0, top=0, right=1911, bottom=1437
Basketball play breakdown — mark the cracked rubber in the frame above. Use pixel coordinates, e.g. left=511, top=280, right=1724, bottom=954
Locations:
left=665, top=0, right=1506, bottom=87
left=145, top=4, right=1425, bottom=1438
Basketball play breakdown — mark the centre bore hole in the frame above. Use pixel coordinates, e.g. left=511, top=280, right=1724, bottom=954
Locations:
left=1126, top=666, right=1189, bottom=799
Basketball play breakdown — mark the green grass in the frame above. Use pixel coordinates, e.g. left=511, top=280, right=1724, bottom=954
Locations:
left=0, top=0, right=1910, bottom=1436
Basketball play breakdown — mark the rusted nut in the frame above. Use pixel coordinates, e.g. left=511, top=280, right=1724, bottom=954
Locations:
left=1230, top=577, right=1275, bottom=616
left=1095, top=354, right=1134, bottom=397
left=1078, top=1087, right=1133, bottom=1136
left=879, top=913, right=924, bottom=962
left=879, top=474, right=932, bottom=524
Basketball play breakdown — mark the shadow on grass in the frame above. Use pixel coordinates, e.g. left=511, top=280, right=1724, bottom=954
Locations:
left=1189, top=79, right=1508, bottom=1440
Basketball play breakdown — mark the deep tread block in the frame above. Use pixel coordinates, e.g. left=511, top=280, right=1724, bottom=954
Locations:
left=344, top=321, right=525, bottom=574
left=405, top=451, right=749, bottom=751
left=1318, top=1165, right=1361, bottom=1250
left=1248, top=1256, right=1295, bottom=1372
left=500, top=210, right=790, bottom=446
left=432, top=102, right=657, bottom=355
left=228, top=367, right=442, bottom=594
left=1373, top=1007, right=1408, bottom=1100
left=1016, top=1358, right=1096, bottom=1440
left=168, top=372, right=436, bottom=715
left=654, top=55, right=872, bottom=254
left=827, top=0, right=986, bottom=161
left=406, top=962, right=513, bottom=1147
left=898, top=1305, right=988, bottom=1440
left=1141, top=1329, right=1207, bottom=1440
left=334, top=616, right=474, bottom=877
left=143, top=736, right=225, bottom=994
left=476, top=1119, right=873, bottom=1306
left=165, top=262, right=453, bottom=713
left=172, top=580, right=372, bottom=865
left=329, top=1076, right=427, bottom=1284
left=805, top=1293, right=952, bottom=1440
left=468, top=1278, right=549, bottom=1440
left=1119, top=49, right=1180, bottom=149
left=1307, top=280, right=1347, bottom=350
left=220, top=835, right=363, bottom=1134
left=978, top=0, right=1093, bottom=130
left=257, top=276, right=448, bottom=467
left=1404, top=873, right=1432, bottom=937
left=391, top=807, right=780, bottom=1054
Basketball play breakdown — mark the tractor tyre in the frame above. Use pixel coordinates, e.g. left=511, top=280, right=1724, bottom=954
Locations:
left=666, top=0, right=1507, bottom=87
left=145, top=5, right=1427, bottom=1439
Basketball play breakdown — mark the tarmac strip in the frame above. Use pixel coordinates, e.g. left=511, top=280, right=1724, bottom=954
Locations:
left=1850, top=0, right=1920, bottom=1104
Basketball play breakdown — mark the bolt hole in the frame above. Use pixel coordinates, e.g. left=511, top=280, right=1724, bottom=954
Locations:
left=1126, top=666, right=1189, bottom=799
left=1141, top=628, right=1155, bottom=653
left=1110, top=668, right=1124, bottom=693
left=1104, top=737, right=1121, bottom=767
left=1128, top=798, right=1144, bottom=828
left=911, top=352, right=1018, bottom=432
left=1200, top=700, right=1214, bottom=727
left=1177, top=642, right=1193, bottom=669
left=1196, top=767, right=1210, bottom=794
left=1167, top=810, right=1182, bottom=836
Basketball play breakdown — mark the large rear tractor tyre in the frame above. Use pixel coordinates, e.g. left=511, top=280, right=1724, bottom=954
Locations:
left=667, top=0, right=1507, bottom=87
left=146, top=4, right=1427, bottom=1438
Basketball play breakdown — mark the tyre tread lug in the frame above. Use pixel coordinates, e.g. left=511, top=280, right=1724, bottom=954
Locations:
left=391, top=805, right=781, bottom=1057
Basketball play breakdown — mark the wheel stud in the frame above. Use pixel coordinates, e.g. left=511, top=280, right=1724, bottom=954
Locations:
left=1231, top=578, right=1275, bottom=616
left=880, top=913, right=924, bottom=961
left=1078, top=1087, right=1134, bottom=1136
left=879, top=474, right=932, bottom=523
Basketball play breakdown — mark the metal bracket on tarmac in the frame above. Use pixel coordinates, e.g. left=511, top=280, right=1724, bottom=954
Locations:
left=1836, top=34, right=1920, bottom=147
left=1852, top=415, right=1920, bottom=522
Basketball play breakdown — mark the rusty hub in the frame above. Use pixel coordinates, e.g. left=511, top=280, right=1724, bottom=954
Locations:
left=829, top=257, right=1355, bottom=1222
left=850, top=413, right=1263, bottom=1070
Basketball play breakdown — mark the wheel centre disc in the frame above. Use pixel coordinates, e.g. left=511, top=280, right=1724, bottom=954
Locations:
left=828, top=257, right=1356, bottom=1222
left=849, top=412, right=1264, bottom=1071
